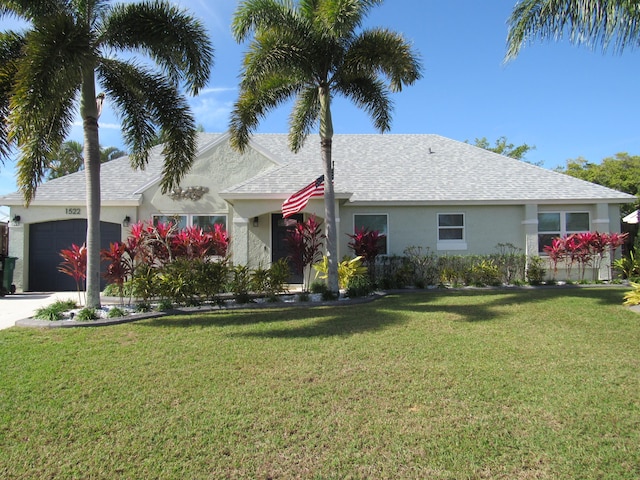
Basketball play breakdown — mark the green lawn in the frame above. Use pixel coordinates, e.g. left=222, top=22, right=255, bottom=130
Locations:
left=1, top=288, right=639, bottom=479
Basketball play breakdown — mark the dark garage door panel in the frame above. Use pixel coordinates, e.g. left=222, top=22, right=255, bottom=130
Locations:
left=29, top=220, right=120, bottom=291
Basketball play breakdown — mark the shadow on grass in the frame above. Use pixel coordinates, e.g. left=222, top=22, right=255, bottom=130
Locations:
left=141, top=301, right=405, bottom=338
left=386, top=286, right=629, bottom=322
left=140, top=286, right=630, bottom=335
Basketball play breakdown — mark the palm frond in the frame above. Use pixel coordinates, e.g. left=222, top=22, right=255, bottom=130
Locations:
left=97, top=59, right=197, bottom=193
left=0, top=0, right=67, bottom=20
left=289, top=86, right=320, bottom=152
left=241, top=29, right=316, bottom=91
left=335, top=76, right=391, bottom=133
left=98, top=59, right=162, bottom=169
left=342, top=28, right=422, bottom=92
left=506, top=0, right=640, bottom=60
left=312, top=0, right=382, bottom=39
left=233, top=0, right=303, bottom=42
left=0, top=30, right=25, bottom=162
left=229, top=78, right=301, bottom=152
left=102, top=0, right=213, bottom=94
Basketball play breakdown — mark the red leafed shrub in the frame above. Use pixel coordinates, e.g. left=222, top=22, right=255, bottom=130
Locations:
left=58, top=243, right=87, bottom=304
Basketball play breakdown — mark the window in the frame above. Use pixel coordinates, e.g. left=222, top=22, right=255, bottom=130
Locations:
left=153, top=214, right=227, bottom=232
left=437, top=213, right=466, bottom=250
left=538, top=211, right=590, bottom=253
left=193, top=215, right=227, bottom=231
left=354, top=214, right=388, bottom=254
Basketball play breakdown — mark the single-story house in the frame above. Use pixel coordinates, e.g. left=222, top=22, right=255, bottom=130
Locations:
left=0, top=133, right=635, bottom=291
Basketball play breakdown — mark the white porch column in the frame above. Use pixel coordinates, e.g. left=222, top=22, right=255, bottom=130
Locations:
left=522, top=204, right=538, bottom=257
left=592, top=203, right=611, bottom=281
left=232, top=216, right=249, bottom=266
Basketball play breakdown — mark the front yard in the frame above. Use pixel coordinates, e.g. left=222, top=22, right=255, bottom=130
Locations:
left=1, top=288, right=638, bottom=479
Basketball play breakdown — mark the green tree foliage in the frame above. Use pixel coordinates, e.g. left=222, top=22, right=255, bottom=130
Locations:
left=558, top=153, right=640, bottom=214
left=47, top=141, right=127, bottom=180
left=0, top=0, right=214, bottom=308
left=470, top=136, right=537, bottom=163
left=506, top=0, right=640, bottom=60
left=229, top=0, right=422, bottom=293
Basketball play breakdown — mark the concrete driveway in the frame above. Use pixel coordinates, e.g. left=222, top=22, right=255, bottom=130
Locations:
left=0, top=292, right=78, bottom=330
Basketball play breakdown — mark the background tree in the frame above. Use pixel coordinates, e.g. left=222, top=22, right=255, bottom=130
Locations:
left=229, top=0, right=421, bottom=293
left=557, top=153, right=640, bottom=215
left=47, top=141, right=127, bottom=180
left=0, top=0, right=213, bottom=307
left=469, top=136, right=538, bottom=163
left=506, top=0, right=640, bottom=60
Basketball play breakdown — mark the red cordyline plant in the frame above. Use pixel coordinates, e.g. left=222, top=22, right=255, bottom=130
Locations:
left=347, top=227, right=385, bottom=276
left=544, top=231, right=629, bottom=281
left=58, top=243, right=87, bottom=305
left=100, top=242, right=132, bottom=304
left=286, top=215, right=325, bottom=291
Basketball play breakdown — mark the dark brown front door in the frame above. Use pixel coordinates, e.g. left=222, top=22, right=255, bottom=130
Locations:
left=271, top=213, right=303, bottom=284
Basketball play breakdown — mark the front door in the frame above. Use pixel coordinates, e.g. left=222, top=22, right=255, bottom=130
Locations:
left=271, top=213, right=303, bottom=284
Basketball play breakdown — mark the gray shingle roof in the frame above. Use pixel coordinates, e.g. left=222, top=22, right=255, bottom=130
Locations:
left=0, top=133, right=634, bottom=206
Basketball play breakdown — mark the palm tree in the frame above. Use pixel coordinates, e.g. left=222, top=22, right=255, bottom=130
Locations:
left=46, top=141, right=127, bottom=179
left=229, top=0, right=421, bottom=293
left=506, top=0, right=640, bottom=60
left=0, top=0, right=213, bottom=307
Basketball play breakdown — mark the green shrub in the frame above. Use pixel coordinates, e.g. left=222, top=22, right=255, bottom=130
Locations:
left=403, top=246, right=439, bottom=287
left=135, top=302, right=151, bottom=313
left=346, top=274, right=374, bottom=298
left=469, top=259, right=501, bottom=287
left=310, top=280, right=328, bottom=294
left=76, top=308, right=98, bottom=321
left=107, top=307, right=127, bottom=318
left=156, top=299, right=173, bottom=311
left=267, top=258, right=290, bottom=296
left=297, top=291, right=310, bottom=302
left=526, top=256, right=546, bottom=285
left=33, top=300, right=77, bottom=321
left=229, top=264, right=252, bottom=303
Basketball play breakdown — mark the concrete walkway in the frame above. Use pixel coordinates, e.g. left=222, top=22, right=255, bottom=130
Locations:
left=0, top=292, right=78, bottom=330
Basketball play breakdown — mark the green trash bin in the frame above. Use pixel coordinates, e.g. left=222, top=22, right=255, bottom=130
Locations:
left=0, top=256, right=17, bottom=296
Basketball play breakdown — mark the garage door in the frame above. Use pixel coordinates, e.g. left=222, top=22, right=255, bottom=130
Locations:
left=28, top=220, right=120, bottom=291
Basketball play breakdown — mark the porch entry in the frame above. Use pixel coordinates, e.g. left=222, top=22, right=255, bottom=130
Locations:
left=271, top=213, right=303, bottom=284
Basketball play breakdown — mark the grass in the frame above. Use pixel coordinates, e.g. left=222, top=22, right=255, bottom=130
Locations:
left=1, top=287, right=639, bottom=479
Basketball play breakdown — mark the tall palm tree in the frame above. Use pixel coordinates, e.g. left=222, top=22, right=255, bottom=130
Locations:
left=506, top=0, right=640, bottom=60
left=229, top=0, right=421, bottom=293
left=0, top=0, right=213, bottom=307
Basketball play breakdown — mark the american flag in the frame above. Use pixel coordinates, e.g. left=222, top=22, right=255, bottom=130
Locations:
left=282, top=175, right=325, bottom=218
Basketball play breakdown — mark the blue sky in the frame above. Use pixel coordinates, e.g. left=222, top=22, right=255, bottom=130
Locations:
left=2, top=0, right=640, bottom=205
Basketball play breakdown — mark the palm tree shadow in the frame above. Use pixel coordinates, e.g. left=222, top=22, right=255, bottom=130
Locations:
left=388, top=286, right=628, bottom=322
left=142, top=301, right=405, bottom=338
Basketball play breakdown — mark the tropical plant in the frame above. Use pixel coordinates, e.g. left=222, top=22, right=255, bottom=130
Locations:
left=623, top=282, right=640, bottom=305
left=285, top=215, right=325, bottom=291
left=314, top=255, right=367, bottom=290
left=347, top=227, right=385, bottom=267
left=229, top=0, right=422, bottom=294
left=0, top=0, right=214, bottom=308
left=506, top=0, right=640, bottom=60
left=58, top=243, right=87, bottom=305
left=33, top=299, right=77, bottom=321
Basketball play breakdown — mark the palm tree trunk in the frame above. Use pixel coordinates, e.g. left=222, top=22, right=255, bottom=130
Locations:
left=319, top=86, right=339, bottom=294
left=81, top=73, right=102, bottom=308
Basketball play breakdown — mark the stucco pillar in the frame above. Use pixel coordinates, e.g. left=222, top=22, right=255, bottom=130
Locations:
left=232, top=216, right=249, bottom=266
left=592, top=203, right=611, bottom=281
left=7, top=223, right=25, bottom=292
left=522, top=204, right=538, bottom=257
left=335, top=215, right=341, bottom=258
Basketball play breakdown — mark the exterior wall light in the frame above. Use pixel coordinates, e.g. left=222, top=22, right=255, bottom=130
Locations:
left=123, top=216, right=131, bottom=227
left=11, top=215, right=20, bottom=226
left=253, top=216, right=259, bottom=227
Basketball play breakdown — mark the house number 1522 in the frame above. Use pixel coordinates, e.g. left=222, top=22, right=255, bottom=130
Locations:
left=65, top=208, right=81, bottom=215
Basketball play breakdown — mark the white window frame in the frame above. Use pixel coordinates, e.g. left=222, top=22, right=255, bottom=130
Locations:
left=537, top=211, right=590, bottom=254
left=152, top=214, right=227, bottom=231
left=437, top=212, right=467, bottom=251
left=353, top=213, right=389, bottom=255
